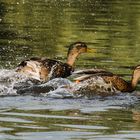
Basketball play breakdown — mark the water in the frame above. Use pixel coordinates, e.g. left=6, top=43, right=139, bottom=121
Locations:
left=0, top=0, right=140, bottom=139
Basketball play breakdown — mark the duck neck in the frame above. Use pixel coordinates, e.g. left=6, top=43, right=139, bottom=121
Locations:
left=131, top=74, right=139, bottom=90
left=66, top=53, right=79, bottom=66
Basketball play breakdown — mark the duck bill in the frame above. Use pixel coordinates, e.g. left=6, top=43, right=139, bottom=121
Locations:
left=87, top=48, right=96, bottom=53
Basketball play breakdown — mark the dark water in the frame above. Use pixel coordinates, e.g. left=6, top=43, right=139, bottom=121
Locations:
left=0, top=0, right=140, bottom=139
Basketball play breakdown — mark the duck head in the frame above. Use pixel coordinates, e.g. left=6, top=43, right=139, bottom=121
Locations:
left=68, top=42, right=88, bottom=55
left=66, top=42, right=95, bottom=66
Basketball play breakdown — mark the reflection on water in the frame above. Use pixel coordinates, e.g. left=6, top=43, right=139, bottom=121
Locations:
left=0, top=96, right=140, bottom=140
left=0, top=0, right=140, bottom=140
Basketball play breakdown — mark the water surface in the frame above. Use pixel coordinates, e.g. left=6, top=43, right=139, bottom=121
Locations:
left=0, top=0, right=140, bottom=140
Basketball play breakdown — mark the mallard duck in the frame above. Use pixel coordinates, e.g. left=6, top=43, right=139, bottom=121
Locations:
left=73, top=65, right=140, bottom=95
left=16, top=42, right=94, bottom=82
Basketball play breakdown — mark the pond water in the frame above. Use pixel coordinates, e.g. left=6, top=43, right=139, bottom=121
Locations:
left=0, top=0, right=140, bottom=140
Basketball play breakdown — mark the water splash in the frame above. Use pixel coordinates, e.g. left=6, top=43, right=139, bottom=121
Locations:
left=0, top=69, right=139, bottom=104
left=0, top=69, right=74, bottom=97
left=71, top=76, right=120, bottom=97
left=16, top=78, right=73, bottom=96
left=47, top=63, right=58, bottom=80
left=0, top=69, right=34, bottom=96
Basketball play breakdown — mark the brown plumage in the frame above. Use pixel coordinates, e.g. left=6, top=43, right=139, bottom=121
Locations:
left=73, top=65, right=140, bottom=94
left=16, top=42, right=91, bottom=82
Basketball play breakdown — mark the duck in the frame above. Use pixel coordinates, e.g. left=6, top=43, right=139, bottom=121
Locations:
left=72, top=65, right=140, bottom=96
left=16, top=42, right=95, bottom=82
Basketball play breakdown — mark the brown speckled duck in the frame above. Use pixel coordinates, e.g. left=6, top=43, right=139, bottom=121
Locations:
left=16, top=42, right=94, bottom=82
left=73, top=65, right=140, bottom=95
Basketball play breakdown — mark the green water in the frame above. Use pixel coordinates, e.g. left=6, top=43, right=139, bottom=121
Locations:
left=0, top=0, right=140, bottom=140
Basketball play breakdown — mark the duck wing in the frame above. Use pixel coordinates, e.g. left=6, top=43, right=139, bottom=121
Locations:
left=73, top=68, right=113, bottom=75
left=40, top=58, right=73, bottom=79
left=74, top=72, right=114, bottom=82
left=74, top=74, right=94, bottom=82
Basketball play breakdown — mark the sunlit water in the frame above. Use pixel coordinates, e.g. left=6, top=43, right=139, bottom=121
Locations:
left=0, top=0, right=140, bottom=140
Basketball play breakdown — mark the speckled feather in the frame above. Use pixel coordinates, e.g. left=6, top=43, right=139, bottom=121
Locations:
left=16, top=42, right=88, bottom=82
left=74, top=66, right=140, bottom=94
